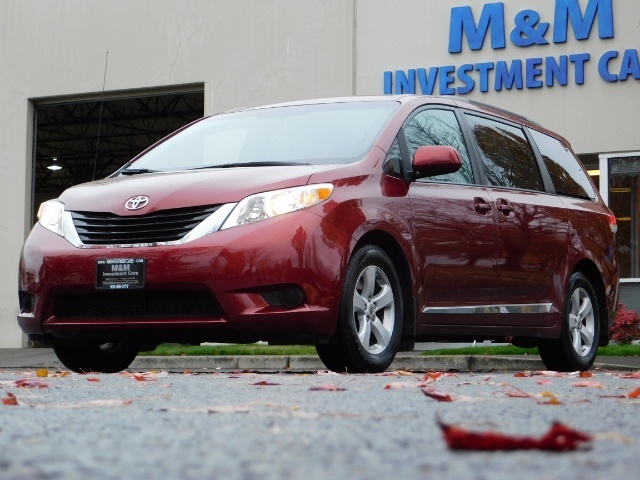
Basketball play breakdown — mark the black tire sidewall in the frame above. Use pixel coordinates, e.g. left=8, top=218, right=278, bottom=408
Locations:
left=53, top=343, right=139, bottom=373
left=559, top=273, right=600, bottom=371
left=338, top=245, right=403, bottom=372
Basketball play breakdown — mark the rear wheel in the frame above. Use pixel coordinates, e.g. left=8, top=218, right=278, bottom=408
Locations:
left=316, top=245, right=403, bottom=373
left=53, top=343, right=139, bottom=373
left=539, top=272, right=600, bottom=372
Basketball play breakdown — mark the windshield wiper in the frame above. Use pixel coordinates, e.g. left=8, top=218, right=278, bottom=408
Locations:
left=120, top=168, right=161, bottom=176
left=187, top=161, right=310, bottom=170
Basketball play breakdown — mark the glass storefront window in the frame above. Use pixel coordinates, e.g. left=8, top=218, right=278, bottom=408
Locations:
left=608, top=156, right=640, bottom=278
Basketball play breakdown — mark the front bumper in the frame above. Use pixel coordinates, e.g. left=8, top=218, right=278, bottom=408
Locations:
left=18, top=210, right=350, bottom=343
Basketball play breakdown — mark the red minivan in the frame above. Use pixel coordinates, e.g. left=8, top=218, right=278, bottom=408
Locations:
left=18, top=96, right=619, bottom=373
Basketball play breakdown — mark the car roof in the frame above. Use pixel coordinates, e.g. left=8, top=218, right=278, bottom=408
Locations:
left=220, top=95, right=571, bottom=148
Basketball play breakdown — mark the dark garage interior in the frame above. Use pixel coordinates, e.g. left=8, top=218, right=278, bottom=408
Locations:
left=32, top=87, right=205, bottom=223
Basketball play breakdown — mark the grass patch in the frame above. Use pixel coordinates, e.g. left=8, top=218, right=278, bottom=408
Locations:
left=421, top=344, right=640, bottom=357
left=140, top=342, right=640, bottom=357
left=139, top=343, right=317, bottom=356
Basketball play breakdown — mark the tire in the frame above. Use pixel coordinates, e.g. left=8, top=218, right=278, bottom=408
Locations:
left=53, top=343, right=139, bottom=373
left=539, top=272, right=600, bottom=372
left=316, top=245, right=403, bottom=373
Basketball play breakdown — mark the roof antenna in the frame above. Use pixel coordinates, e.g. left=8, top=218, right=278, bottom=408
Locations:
left=91, top=51, right=109, bottom=181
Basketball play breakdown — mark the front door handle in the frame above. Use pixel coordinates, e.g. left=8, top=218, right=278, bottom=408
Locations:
left=496, top=198, right=513, bottom=215
left=474, top=197, right=492, bottom=214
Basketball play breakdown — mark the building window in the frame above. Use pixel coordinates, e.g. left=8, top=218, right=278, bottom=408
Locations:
left=608, top=156, right=640, bottom=279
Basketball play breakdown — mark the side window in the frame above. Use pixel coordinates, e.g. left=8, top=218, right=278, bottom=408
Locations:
left=529, top=129, right=595, bottom=199
left=383, top=137, right=403, bottom=177
left=403, top=109, right=474, bottom=184
left=465, top=114, right=544, bottom=191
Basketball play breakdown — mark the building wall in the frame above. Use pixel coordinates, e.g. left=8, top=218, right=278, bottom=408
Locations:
left=1, top=0, right=638, bottom=347
left=356, top=0, right=640, bottom=155
left=0, top=0, right=355, bottom=347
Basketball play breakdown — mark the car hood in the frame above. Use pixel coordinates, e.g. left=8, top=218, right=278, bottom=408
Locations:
left=58, top=165, right=339, bottom=215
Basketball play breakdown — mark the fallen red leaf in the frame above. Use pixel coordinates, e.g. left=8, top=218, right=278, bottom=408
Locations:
left=438, top=421, right=591, bottom=451
left=617, top=372, right=640, bottom=379
left=133, top=373, right=156, bottom=382
left=87, top=378, right=100, bottom=382
left=571, top=381, right=604, bottom=388
left=2, top=393, right=18, bottom=406
left=423, top=372, right=444, bottom=381
left=514, top=372, right=530, bottom=377
left=422, top=387, right=453, bottom=402
left=309, top=383, right=346, bottom=391
left=252, top=381, right=281, bottom=386
left=15, top=379, right=48, bottom=389
left=503, top=390, right=531, bottom=398
left=627, top=387, right=640, bottom=398
left=536, top=379, right=553, bottom=385
left=579, top=371, right=594, bottom=378
left=384, top=382, right=421, bottom=390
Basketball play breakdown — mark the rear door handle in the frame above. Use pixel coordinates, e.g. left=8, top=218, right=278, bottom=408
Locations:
left=496, top=198, right=513, bottom=215
left=474, top=197, right=492, bottom=214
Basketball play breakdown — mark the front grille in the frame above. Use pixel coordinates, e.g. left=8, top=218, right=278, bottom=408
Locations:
left=70, top=204, right=221, bottom=245
left=54, top=291, right=219, bottom=319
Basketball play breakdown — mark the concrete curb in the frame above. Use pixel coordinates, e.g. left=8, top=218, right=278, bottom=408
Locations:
left=0, top=350, right=636, bottom=372
left=129, top=354, right=632, bottom=372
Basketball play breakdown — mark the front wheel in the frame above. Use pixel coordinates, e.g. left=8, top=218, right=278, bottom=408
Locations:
left=53, top=343, right=139, bottom=373
left=539, top=272, right=600, bottom=372
left=316, top=245, right=403, bottom=373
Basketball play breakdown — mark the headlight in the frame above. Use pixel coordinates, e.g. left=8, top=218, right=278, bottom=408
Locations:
left=220, top=184, right=334, bottom=230
left=37, top=200, right=65, bottom=237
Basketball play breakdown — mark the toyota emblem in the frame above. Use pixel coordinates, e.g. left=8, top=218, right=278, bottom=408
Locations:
left=124, top=195, right=150, bottom=211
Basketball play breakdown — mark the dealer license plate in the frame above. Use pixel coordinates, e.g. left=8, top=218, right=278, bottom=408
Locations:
left=96, top=258, right=146, bottom=290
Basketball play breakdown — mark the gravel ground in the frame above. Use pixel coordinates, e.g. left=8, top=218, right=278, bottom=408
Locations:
left=1, top=368, right=639, bottom=480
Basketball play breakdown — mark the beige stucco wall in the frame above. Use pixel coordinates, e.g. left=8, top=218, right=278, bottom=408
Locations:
left=356, top=0, right=639, bottom=155
left=0, top=0, right=638, bottom=347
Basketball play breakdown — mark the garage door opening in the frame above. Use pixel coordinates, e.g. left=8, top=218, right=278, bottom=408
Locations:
left=32, top=86, right=205, bottom=223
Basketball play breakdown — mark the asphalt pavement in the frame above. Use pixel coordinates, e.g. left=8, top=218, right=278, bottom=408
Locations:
left=2, top=368, right=640, bottom=479
left=0, top=346, right=639, bottom=372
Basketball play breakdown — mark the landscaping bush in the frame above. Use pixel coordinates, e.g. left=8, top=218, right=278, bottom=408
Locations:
left=610, top=303, right=640, bottom=344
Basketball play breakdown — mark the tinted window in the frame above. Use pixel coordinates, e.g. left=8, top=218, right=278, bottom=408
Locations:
left=530, top=129, right=595, bottom=199
left=403, top=109, right=474, bottom=184
left=466, top=114, right=543, bottom=191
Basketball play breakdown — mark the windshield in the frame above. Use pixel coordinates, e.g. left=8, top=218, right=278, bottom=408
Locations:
left=125, top=101, right=398, bottom=172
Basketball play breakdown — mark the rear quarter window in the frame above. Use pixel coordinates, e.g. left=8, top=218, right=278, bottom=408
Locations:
left=529, top=129, right=596, bottom=199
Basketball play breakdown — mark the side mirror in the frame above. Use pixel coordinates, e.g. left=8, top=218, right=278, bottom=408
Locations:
left=412, top=145, right=462, bottom=178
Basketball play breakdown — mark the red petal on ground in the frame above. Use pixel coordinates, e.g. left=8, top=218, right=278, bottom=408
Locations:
left=309, top=383, right=346, bottom=391
left=617, top=372, right=640, bottom=379
left=514, top=372, right=530, bottom=377
left=438, top=421, right=591, bottom=451
left=571, top=381, right=604, bottom=388
left=87, top=378, right=100, bottom=382
left=15, top=379, right=49, bottom=389
left=421, top=387, right=453, bottom=402
left=579, top=371, right=594, bottom=378
left=1, top=393, right=18, bottom=405
left=252, top=381, right=281, bottom=386
left=627, top=387, right=640, bottom=398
